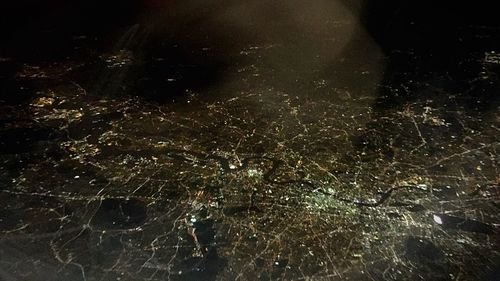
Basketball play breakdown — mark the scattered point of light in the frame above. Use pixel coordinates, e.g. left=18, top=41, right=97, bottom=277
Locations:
left=433, top=214, right=443, bottom=225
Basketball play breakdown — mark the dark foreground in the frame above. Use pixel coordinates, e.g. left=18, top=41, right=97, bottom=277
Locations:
left=0, top=1, right=499, bottom=280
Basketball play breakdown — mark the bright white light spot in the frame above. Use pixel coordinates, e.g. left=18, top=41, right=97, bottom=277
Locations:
left=433, top=214, right=443, bottom=225
left=417, top=184, right=427, bottom=189
left=247, top=168, right=262, bottom=178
